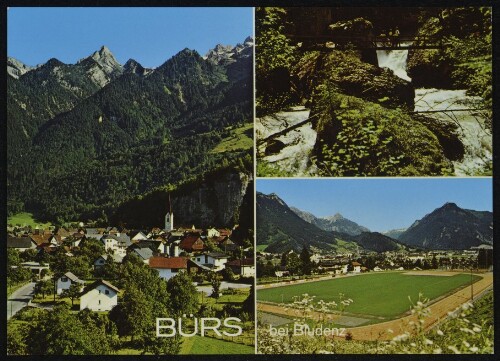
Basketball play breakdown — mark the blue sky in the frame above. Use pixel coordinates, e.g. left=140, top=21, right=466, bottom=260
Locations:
left=8, top=7, right=253, bottom=68
left=257, top=178, right=492, bottom=232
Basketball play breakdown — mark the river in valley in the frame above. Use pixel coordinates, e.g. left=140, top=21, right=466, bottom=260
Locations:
left=257, top=46, right=491, bottom=176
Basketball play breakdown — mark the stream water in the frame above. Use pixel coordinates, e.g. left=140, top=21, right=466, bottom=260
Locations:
left=256, top=107, right=317, bottom=176
left=258, top=46, right=491, bottom=176
left=377, top=46, right=491, bottom=176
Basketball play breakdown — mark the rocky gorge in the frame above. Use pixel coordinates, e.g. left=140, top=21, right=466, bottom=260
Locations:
left=256, top=7, right=492, bottom=177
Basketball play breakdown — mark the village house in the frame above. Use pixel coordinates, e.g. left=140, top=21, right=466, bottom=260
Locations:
left=37, top=242, right=58, bottom=255
left=7, top=236, right=37, bottom=252
left=226, top=258, right=255, bottom=277
left=147, top=227, right=165, bottom=238
left=191, top=252, right=228, bottom=272
left=351, top=261, right=362, bottom=273
left=94, top=253, right=124, bottom=270
left=48, top=235, right=62, bottom=246
left=149, top=256, right=188, bottom=281
left=130, top=247, right=154, bottom=264
left=54, top=227, right=71, bottom=240
left=167, top=243, right=181, bottom=257
left=101, top=233, right=131, bottom=257
left=29, top=234, right=52, bottom=247
left=128, top=239, right=163, bottom=254
left=56, top=271, right=85, bottom=295
left=179, top=234, right=204, bottom=253
left=85, top=228, right=105, bottom=238
left=129, top=230, right=149, bottom=242
left=219, top=237, right=239, bottom=252
left=80, top=280, right=120, bottom=312
left=106, top=227, right=120, bottom=235
left=206, top=228, right=220, bottom=238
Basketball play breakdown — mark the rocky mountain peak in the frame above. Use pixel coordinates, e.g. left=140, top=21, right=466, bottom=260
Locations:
left=205, top=36, right=253, bottom=65
left=123, top=58, right=151, bottom=76
left=45, top=58, right=65, bottom=68
left=440, top=202, right=460, bottom=210
left=267, top=193, right=287, bottom=207
left=76, top=46, right=123, bottom=87
left=399, top=202, right=493, bottom=250
left=243, top=36, right=254, bottom=45
left=90, top=46, right=121, bottom=69
left=324, top=213, right=344, bottom=221
left=7, top=57, right=35, bottom=78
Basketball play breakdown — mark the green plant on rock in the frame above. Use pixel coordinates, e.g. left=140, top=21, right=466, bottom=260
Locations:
left=311, top=86, right=453, bottom=176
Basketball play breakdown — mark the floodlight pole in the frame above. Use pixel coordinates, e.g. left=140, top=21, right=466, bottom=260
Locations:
left=470, top=266, right=473, bottom=301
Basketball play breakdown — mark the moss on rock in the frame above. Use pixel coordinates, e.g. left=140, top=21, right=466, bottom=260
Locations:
left=311, top=88, right=453, bottom=176
left=292, top=50, right=414, bottom=110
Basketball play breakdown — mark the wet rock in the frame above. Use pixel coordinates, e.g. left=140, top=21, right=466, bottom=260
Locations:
left=292, top=51, right=414, bottom=109
left=265, top=139, right=286, bottom=155
left=407, top=49, right=453, bottom=89
left=413, top=115, right=465, bottom=161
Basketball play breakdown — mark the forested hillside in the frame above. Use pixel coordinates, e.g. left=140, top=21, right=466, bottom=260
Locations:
left=7, top=38, right=254, bottom=225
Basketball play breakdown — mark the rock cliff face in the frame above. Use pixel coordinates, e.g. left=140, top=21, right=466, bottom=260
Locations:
left=110, top=170, right=253, bottom=229
left=171, top=171, right=252, bottom=228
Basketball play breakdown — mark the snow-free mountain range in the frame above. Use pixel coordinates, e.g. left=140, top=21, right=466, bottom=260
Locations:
left=7, top=37, right=254, bottom=228
left=257, top=192, right=493, bottom=253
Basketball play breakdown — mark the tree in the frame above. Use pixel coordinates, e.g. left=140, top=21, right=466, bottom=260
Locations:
left=61, top=283, right=81, bottom=307
left=27, top=304, right=114, bottom=355
left=109, top=284, right=153, bottom=340
left=242, top=283, right=255, bottom=315
left=166, top=271, right=199, bottom=316
left=7, top=266, right=32, bottom=287
left=7, top=248, right=21, bottom=266
left=139, top=334, right=182, bottom=355
left=208, top=272, right=223, bottom=298
left=7, top=322, right=30, bottom=355
left=346, top=263, right=354, bottom=272
left=34, top=279, right=53, bottom=299
left=256, top=7, right=298, bottom=116
left=431, top=254, right=439, bottom=269
left=285, top=252, right=302, bottom=275
left=76, top=238, right=104, bottom=263
left=299, top=246, right=312, bottom=275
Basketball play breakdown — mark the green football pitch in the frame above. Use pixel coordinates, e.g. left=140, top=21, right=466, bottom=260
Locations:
left=257, top=272, right=481, bottom=318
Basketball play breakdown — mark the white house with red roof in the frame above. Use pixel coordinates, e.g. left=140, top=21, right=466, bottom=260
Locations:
left=149, top=256, right=188, bottom=281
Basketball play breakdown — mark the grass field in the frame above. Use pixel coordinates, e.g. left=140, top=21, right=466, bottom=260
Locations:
left=179, top=335, right=254, bottom=354
left=7, top=212, right=52, bottom=229
left=211, top=123, right=253, bottom=153
left=258, top=272, right=482, bottom=319
left=256, top=244, right=268, bottom=252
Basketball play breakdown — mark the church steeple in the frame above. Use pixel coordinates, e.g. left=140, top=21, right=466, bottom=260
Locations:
left=165, top=194, right=174, bottom=231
